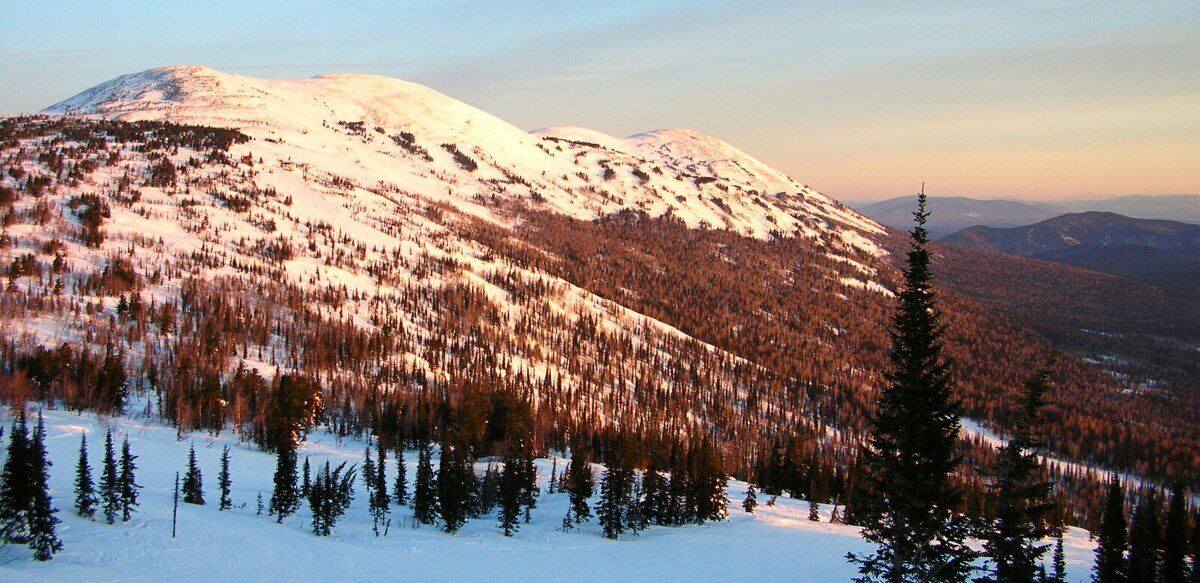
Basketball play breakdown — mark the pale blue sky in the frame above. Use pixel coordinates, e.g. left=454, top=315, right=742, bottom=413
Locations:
left=3, top=1, right=1197, bottom=201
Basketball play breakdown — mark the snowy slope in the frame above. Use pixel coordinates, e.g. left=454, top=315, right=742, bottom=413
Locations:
left=45, top=66, right=885, bottom=252
left=0, top=405, right=1097, bottom=582
left=7, top=65, right=903, bottom=430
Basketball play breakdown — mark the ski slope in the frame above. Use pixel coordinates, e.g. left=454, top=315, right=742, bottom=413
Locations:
left=1, top=405, right=1097, bottom=582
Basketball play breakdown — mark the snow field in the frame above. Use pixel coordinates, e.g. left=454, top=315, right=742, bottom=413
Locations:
left=1, top=404, right=1095, bottom=582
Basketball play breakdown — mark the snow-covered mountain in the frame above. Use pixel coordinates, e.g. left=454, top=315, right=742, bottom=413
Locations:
left=46, top=65, right=884, bottom=250
left=0, top=66, right=1161, bottom=579
left=5, top=65, right=907, bottom=471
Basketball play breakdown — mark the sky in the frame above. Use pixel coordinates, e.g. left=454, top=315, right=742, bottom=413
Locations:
left=2, top=0, right=1197, bottom=202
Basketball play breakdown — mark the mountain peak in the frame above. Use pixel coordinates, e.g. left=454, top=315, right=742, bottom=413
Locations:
left=39, top=65, right=883, bottom=249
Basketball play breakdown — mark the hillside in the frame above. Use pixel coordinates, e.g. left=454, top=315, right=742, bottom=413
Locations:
left=0, top=63, right=1195, bottom=547
left=942, top=212, right=1200, bottom=296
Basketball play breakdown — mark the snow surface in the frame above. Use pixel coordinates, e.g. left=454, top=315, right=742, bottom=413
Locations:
left=44, top=66, right=887, bottom=255
left=0, top=405, right=1097, bottom=582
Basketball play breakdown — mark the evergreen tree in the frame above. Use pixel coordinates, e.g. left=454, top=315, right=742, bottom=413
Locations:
left=1127, top=493, right=1161, bottom=583
left=393, top=446, right=407, bottom=506
left=692, top=439, right=728, bottom=524
left=1160, top=485, right=1188, bottom=583
left=848, top=191, right=975, bottom=583
left=978, top=366, right=1057, bottom=583
left=118, top=437, right=140, bottom=521
left=270, top=443, right=300, bottom=523
left=437, top=441, right=475, bottom=534
left=97, top=342, right=127, bottom=414
left=74, top=433, right=98, bottom=518
left=182, top=444, right=204, bottom=505
left=301, top=456, right=311, bottom=498
left=28, top=413, right=62, bottom=560
left=307, top=460, right=356, bottom=536
left=597, top=449, right=634, bottom=540
left=641, top=465, right=670, bottom=525
left=667, top=455, right=691, bottom=525
left=98, top=430, right=120, bottom=524
left=566, top=451, right=594, bottom=524
left=498, top=449, right=523, bottom=536
left=1093, top=478, right=1128, bottom=583
left=627, top=473, right=647, bottom=533
left=412, top=441, right=438, bottom=525
left=218, top=445, right=232, bottom=511
left=743, top=482, right=758, bottom=514
left=370, top=441, right=390, bottom=536
left=0, top=410, right=32, bottom=542
left=362, top=445, right=375, bottom=496
left=478, top=462, right=501, bottom=515
left=1049, top=536, right=1066, bottom=583
left=518, top=445, right=539, bottom=524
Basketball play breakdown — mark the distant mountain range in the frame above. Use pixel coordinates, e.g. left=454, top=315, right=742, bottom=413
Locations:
left=1058, top=194, right=1200, bottom=224
left=852, top=194, right=1200, bottom=239
left=941, top=211, right=1200, bottom=296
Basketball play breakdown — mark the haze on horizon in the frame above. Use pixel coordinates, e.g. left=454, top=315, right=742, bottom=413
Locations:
left=2, top=0, right=1196, bottom=203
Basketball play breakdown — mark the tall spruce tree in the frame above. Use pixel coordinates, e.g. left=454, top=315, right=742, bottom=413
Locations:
left=692, top=438, right=728, bottom=524
left=641, top=465, right=670, bottom=525
left=566, top=450, right=594, bottom=524
left=301, top=456, right=311, bottom=498
left=1161, top=485, right=1189, bottom=583
left=1127, top=493, right=1162, bottom=583
left=848, top=190, right=975, bottom=583
left=118, top=437, right=140, bottom=521
left=0, top=410, right=32, bottom=543
left=667, top=454, right=691, bottom=526
left=597, top=447, right=634, bottom=540
left=978, top=366, right=1057, bottom=583
left=393, top=446, right=408, bottom=506
left=362, top=445, right=375, bottom=497
left=218, top=445, right=232, bottom=511
left=182, top=444, right=204, bottom=505
left=1093, top=478, right=1128, bottom=583
left=370, top=441, right=390, bottom=536
left=98, top=430, right=120, bottom=524
left=28, top=413, right=62, bottom=560
left=436, top=441, right=476, bottom=534
left=1050, top=536, right=1067, bottom=583
left=498, top=448, right=524, bottom=536
left=518, top=443, right=538, bottom=524
left=412, top=441, right=438, bottom=525
left=270, top=442, right=300, bottom=523
left=74, top=433, right=98, bottom=518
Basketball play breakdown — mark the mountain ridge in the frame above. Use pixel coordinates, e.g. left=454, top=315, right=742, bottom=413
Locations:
left=44, top=65, right=884, bottom=249
left=941, top=211, right=1200, bottom=295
